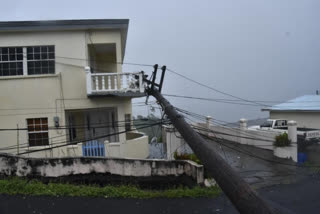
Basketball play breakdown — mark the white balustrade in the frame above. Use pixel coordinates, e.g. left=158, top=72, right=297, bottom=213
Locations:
left=107, top=76, right=111, bottom=90
left=114, top=75, right=118, bottom=90
left=85, top=68, right=145, bottom=95
left=95, top=76, right=99, bottom=91
left=102, top=76, right=105, bottom=90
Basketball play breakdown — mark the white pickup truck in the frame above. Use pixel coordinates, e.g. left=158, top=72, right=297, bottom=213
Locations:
left=249, top=119, right=288, bottom=130
left=249, top=119, right=320, bottom=140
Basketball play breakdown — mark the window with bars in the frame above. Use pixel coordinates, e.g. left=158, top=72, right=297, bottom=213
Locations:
left=27, top=118, right=49, bottom=147
left=0, top=47, right=23, bottom=76
left=27, top=46, right=55, bottom=75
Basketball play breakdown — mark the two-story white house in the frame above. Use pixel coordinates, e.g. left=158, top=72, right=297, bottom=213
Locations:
left=0, top=19, right=149, bottom=158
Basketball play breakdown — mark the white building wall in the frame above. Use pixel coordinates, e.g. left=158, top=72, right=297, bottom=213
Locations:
left=0, top=30, right=132, bottom=156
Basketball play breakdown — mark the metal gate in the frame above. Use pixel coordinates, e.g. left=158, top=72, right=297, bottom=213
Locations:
left=82, top=140, right=105, bottom=157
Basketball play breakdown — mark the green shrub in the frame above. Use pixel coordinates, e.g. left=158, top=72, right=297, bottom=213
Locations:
left=274, top=133, right=291, bottom=147
left=174, top=152, right=202, bottom=164
left=0, top=177, right=220, bottom=198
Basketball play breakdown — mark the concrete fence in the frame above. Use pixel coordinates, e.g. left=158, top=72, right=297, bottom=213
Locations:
left=163, top=125, right=193, bottom=160
left=0, top=153, right=204, bottom=184
left=164, top=118, right=298, bottom=162
left=205, top=118, right=298, bottom=162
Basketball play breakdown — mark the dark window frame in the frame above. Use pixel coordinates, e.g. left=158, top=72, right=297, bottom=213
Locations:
left=26, top=45, right=55, bottom=75
left=27, top=118, right=49, bottom=147
left=0, top=47, right=23, bottom=76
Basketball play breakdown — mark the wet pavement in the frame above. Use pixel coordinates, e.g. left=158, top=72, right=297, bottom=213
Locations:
left=205, top=138, right=303, bottom=189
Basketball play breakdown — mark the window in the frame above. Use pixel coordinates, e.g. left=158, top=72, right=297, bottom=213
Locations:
left=0, top=45, right=55, bottom=77
left=0, top=47, right=23, bottom=76
left=27, top=46, right=55, bottom=75
left=27, top=118, right=49, bottom=147
left=125, top=114, right=131, bottom=131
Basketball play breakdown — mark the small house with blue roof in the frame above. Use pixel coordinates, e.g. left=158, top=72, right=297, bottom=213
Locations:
left=262, top=95, right=320, bottom=129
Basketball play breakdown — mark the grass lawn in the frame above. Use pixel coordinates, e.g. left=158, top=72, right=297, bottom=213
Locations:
left=0, top=177, right=221, bottom=199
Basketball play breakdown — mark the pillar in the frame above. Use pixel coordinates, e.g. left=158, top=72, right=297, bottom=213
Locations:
left=288, top=120, right=297, bottom=143
left=206, top=116, right=212, bottom=130
left=85, top=66, right=92, bottom=95
left=239, top=118, right=248, bottom=130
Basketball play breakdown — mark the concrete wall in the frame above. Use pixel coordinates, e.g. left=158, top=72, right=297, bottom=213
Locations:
left=270, top=111, right=320, bottom=129
left=274, top=144, right=298, bottom=162
left=21, top=132, right=149, bottom=159
left=164, top=121, right=298, bottom=162
left=206, top=122, right=297, bottom=162
left=122, top=132, right=149, bottom=158
left=0, top=30, right=133, bottom=155
left=105, top=132, right=149, bottom=159
left=204, top=124, right=278, bottom=151
left=0, top=153, right=204, bottom=184
left=163, top=125, right=193, bottom=160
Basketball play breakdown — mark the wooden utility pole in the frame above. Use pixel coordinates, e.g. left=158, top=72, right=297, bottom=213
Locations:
left=149, top=88, right=281, bottom=214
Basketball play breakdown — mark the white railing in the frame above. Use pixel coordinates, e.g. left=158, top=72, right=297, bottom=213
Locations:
left=85, top=67, right=145, bottom=95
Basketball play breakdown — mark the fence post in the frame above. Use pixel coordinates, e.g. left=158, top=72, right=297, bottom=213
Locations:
left=206, top=116, right=212, bottom=136
left=77, top=143, right=83, bottom=157
left=239, top=118, right=248, bottom=130
left=85, top=66, right=92, bottom=95
left=288, top=120, right=297, bottom=143
left=288, top=120, right=298, bottom=162
left=239, top=118, right=248, bottom=144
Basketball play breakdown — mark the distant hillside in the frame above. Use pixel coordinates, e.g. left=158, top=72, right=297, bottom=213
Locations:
left=225, top=118, right=268, bottom=128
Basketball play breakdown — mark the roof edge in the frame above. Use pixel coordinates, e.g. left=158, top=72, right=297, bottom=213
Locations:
left=264, top=109, right=320, bottom=113
left=0, top=19, right=129, bottom=32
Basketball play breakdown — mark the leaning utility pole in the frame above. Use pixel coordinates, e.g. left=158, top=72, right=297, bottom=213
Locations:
left=144, top=65, right=282, bottom=214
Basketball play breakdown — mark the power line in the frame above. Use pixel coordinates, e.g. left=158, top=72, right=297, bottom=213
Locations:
left=164, top=93, right=320, bottom=105
left=23, top=53, right=155, bottom=69
left=0, top=100, right=153, bottom=112
left=5, top=119, right=168, bottom=153
left=164, top=94, right=263, bottom=107
left=175, top=107, right=277, bottom=141
left=0, top=117, right=167, bottom=131
left=0, top=119, right=168, bottom=152
left=18, top=121, right=167, bottom=155
left=166, top=67, right=270, bottom=107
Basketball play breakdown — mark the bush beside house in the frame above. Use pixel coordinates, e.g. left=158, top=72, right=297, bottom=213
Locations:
left=274, top=133, right=291, bottom=147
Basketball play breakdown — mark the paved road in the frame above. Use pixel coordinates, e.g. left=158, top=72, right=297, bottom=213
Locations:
left=1, top=176, right=320, bottom=214
left=205, top=138, right=303, bottom=188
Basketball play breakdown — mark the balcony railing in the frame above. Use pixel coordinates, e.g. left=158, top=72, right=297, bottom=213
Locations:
left=85, top=67, right=145, bottom=96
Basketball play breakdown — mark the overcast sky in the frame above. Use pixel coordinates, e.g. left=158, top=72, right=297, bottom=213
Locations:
left=1, top=0, right=319, bottom=122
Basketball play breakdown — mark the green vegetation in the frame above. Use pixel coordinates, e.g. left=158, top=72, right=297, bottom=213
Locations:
left=274, top=133, right=291, bottom=147
left=0, top=177, right=220, bottom=198
left=174, top=152, right=202, bottom=165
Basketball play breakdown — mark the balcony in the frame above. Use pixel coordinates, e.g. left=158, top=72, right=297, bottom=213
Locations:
left=85, top=67, right=145, bottom=97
